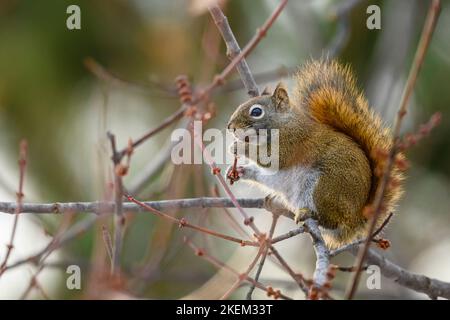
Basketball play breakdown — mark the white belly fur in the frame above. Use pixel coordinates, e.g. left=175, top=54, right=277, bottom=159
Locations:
left=249, top=165, right=320, bottom=213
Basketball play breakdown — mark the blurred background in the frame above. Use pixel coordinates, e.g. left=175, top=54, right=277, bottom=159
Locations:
left=0, top=0, right=449, bottom=299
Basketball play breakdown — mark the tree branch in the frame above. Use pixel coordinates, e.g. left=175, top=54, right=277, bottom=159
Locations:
left=303, top=219, right=330, bottom=299
left=116, top=105, right=187, bottom=161
left=107, top=132, right=125, bottom=275
left=1, top=196, right=449, bottom=298
left=209, top=5, right=260, bottom=97
left=341, top=243, right=450, bottom=299
left=185, top=238, right=292, bottom=300
left=0, top=197, right=264, bottom=215
left=0, top=139, right=28, bottom=276
left=125, top=194, right=258, bottom=247
left=201, top=0, right=288, bottom=97
left=246, top=214, right=279, bottom=299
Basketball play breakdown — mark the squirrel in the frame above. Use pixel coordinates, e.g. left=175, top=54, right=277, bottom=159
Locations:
left=226, top=60, right=403, bottom=249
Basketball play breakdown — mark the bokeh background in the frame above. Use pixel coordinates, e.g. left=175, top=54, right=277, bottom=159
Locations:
left=0, top=0, right=449, bottom=299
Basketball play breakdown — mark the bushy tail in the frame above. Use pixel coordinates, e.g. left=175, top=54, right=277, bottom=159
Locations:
left=294, top=60, right=403, bottom=231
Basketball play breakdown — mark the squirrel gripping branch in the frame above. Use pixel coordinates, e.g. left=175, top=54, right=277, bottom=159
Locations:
left=227, top=60, right=403, bottom=249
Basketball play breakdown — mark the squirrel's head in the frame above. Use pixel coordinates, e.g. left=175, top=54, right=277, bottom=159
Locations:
left=227, top=83, right=295, bottom=142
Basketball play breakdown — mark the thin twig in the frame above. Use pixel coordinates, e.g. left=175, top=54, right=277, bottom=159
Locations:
left=2, top=214, right=102, bottom=274
left=194, top=134, right=262, bottom=236
left=220, top=241, right=266, bottom=300
left=125, top=194, right=258, bottom=247
left=209, top=5, right=260, bottom=97
left=107, top=132, right=125, bottom=275
left=247, top=215, right=279, bottom=299
left=271, top=226, right=305, bottom=244
left=20, top=268, right=45, bottom=300
left=218, top=0, right=360, bottom=94
left=128, top=118, right=192, bottom=195
left=101, top=225, right=114, bottom=266
left=201, top=0, right=288, bottom=97
left=108, top=1, right=287, bottom=164
left=84, top=57, right=177, bottom=97
left=0, top=139, right=28, bottom=276
left=211, top=187, right=253, bottom=240
left=329, top=212, right=394, bottom=257
left=346, top=0, right=441, bottom=300
left=116, top=106, right=187, bottom=160
left=185, top=238, right=292, bottom=300
left=34, top=279, right=50, bottom=300
left=268, top=246, right=309, bottom=295
left=19, top=213, right=74, bottom=299
left=335, top=265, right=368, bottom=272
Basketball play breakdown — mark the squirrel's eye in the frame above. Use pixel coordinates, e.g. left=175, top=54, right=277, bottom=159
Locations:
left=249, top=104, right=264, bottom=119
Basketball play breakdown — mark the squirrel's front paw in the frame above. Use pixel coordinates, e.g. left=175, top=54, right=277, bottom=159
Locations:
left=226, top=165, right=245, bottom=184
left=226, top=164, right=258, bottom=184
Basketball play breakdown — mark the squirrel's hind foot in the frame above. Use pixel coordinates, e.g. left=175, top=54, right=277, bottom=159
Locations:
left=294, top=208, right=315, bottom=224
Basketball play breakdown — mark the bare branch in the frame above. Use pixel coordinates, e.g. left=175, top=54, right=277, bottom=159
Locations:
left=194, top=136, right=262, bottom=236
left=0, top=197, right=264, bottom=215
left=271, top=226, right=305, bottom=244
left=2, top=215, right=99, bottom=273
left=247, top=215, right=279, bottom=299
left=201, top=0, right=288, bottom=97
left=101, top=225, right=114, bottom=266
left=116, top=106, right=187, bottom=160
left=220, top=241, right=266, bottom=300
left=0, top=139, right=28, bottom=276
left=107, top=132, right=125, bottom=275
left=125, top=194, right=258, bottom=247
left=303, top=219, right=330, bottom=299
left=185, top=238, right=292, bottom=300
left=1, top=195, right=449, bottom=298
left=268, top=246, right=309, bottom=295
left=340, top=243, right=450, bottom=299
left=210, top=186, right=253, bottom=240
left=19, top=213, right=74, bottom=299
left=209, top=5, right=259, bottom=97
left=84, top=57, right=177, bottom=97
left=128, top=118, right=192, bottom=195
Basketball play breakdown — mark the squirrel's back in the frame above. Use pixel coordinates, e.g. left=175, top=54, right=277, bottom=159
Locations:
left=294, top=60, right=403, bottom=238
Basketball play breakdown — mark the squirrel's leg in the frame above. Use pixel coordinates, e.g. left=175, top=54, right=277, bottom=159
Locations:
left=225, top=163, right=259, bottom=183
left=263, top=197, right=318, bottom=225
left=264, top=194, right=317, bottom=223
left=312, top=169, right=368, bottom=245
left=264, top=193, right=290, bottom=216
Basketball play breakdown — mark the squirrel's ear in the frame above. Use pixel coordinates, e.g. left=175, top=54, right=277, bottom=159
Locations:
left=272, top=83, right=289, bottom=109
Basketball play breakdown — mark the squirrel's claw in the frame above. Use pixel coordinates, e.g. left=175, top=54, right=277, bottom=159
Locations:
left=226, top=165, right=244, bottom=185
left=294, top=208, right=313, bottom=224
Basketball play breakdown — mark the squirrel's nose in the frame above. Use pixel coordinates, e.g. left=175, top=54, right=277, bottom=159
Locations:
left=227, top=122, right=233, bottom=130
